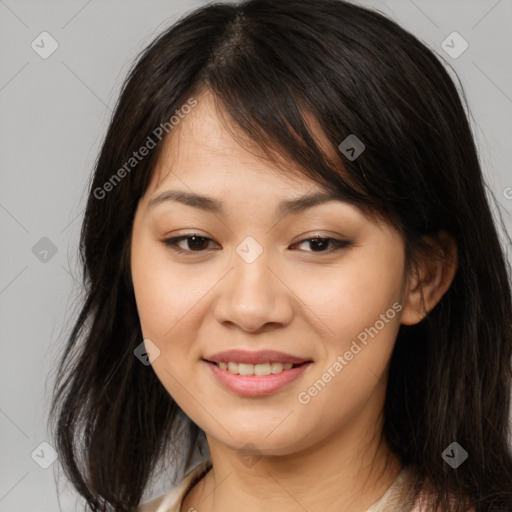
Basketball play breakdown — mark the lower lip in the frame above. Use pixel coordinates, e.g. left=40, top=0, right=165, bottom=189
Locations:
left=205, top=360, right=312, bottom=397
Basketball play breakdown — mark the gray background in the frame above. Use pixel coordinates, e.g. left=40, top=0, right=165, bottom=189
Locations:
left=1, top=0, right=511, bottom=510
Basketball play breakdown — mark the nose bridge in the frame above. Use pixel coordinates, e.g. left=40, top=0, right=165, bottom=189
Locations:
left=234, top=250, right=273, bottom=297
left=232, top=242, right=277, bottom=310
left=214, top=237, right=293, bottom=331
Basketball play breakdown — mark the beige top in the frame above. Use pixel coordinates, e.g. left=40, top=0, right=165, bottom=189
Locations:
left=137, top=457, right=433, bottom=512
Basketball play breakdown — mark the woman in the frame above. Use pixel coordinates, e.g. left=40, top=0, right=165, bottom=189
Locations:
left=49, top=0, right=512, bottom=511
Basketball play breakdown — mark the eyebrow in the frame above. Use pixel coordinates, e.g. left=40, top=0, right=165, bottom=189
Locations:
left=147, top=189, right=349, bottom=218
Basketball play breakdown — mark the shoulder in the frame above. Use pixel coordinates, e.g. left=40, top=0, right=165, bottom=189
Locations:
left=367, top=465, right=476, bottom=512
left=136, top=458, right=213, bottom=512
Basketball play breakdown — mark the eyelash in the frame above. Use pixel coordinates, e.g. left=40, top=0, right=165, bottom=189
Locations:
left=162, top=234, right=352, bottom=256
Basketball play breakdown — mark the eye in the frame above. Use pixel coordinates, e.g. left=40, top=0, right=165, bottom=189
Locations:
left=291, top=236, right=352, bottom=253
left=162, top=234, right=219, bottom=254
left=162, top=233, right=351, bottom=256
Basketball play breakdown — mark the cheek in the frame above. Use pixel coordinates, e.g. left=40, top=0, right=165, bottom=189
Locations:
left=131, top=238, right=205, bottom=340
left=301, top=243, right=405, bottom=345
left=294, top=242, right=404, bottom=408
left=131, top=240, right=209, bottom=405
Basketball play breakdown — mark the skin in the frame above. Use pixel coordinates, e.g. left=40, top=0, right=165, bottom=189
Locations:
left=130, top=90, right=457, bottom=512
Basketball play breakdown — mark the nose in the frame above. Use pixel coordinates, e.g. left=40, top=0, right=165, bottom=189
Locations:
left=212, top=251, right=294, bottom=333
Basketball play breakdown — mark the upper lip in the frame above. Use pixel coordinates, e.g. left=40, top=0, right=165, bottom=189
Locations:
left=204, top=349, right=312, bottom=365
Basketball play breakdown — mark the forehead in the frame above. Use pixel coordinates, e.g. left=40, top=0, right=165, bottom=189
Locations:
left=146, top=90, right=340, bottom=197
left=146, top=89, right=344, bottom=192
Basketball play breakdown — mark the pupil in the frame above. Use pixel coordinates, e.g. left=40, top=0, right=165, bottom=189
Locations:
left=311, top=238, right=328, bottom=251
left=189, top=236, right=207, bottom=251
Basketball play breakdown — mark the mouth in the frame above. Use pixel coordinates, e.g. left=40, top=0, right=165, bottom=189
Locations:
left=202, top=359, right=313, bottom=397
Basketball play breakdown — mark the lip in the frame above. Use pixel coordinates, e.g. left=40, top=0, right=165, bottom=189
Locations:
left=203, top=349, right=311, bottom=365
left=205, top=360, right=312, bottom=397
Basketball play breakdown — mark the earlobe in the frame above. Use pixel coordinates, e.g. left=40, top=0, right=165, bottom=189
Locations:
left=400, top=231, right=458, bottom=326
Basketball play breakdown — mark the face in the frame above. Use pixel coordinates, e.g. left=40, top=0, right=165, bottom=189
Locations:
left=130, top=91, right=411, bottom=456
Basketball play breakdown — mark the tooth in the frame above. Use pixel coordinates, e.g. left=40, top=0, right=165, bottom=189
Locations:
left=254, top=363, right=272, bottom=376
left=270, top=362, right=284, bottom=374
left=238, top=363, right=254, bottom=375
left=227, top=362, right=239, bottom=374
left=219, top=361, right=295, bottom=375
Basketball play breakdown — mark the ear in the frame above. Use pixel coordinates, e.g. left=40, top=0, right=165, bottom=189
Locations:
left=401, top=231, right=458, bottom=326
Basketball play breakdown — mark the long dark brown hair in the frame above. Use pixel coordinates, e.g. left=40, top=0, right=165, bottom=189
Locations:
left=48, top=0, right=512, bottom=510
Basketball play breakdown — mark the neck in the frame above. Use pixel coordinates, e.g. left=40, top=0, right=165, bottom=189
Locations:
left=182, top=390, right=401, bottom=512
